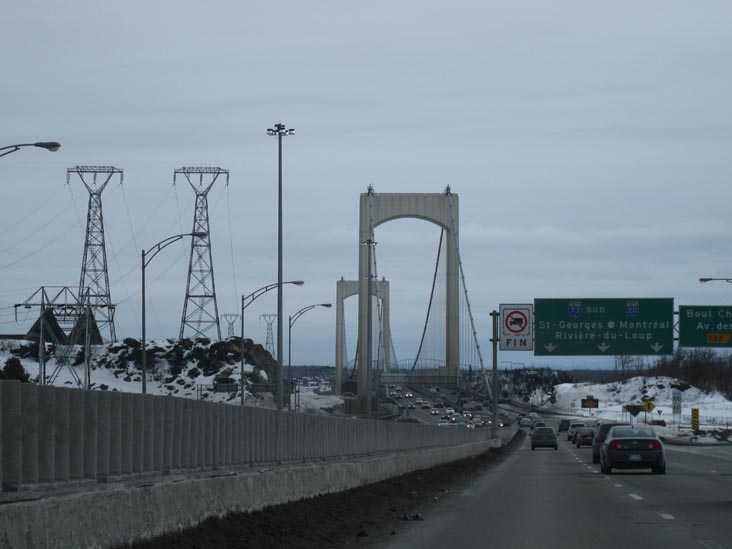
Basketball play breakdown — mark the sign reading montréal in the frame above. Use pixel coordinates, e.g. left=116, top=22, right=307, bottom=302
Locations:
left=534, top=298, right=674, bottom=356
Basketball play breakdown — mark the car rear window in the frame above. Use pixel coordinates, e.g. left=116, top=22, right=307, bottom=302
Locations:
left=535, top=427, right=554, bottom=434
left=611, top=427, right=655, bottom=438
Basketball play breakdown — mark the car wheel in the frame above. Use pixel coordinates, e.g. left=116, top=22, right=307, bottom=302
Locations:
left=531, top=446, right=535, bottom=450
left=575, top=442, right=580, bottom=448
left=554, top=445, right=558, bottom=450
left=653, top=464, right=666, bottom=475
left=600, top=458, right=611, bottom=475
left=592, top=454, right=599, bottom=464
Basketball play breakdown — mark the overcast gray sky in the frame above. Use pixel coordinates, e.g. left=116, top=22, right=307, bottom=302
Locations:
left=2, top=1, right=732, bottom=368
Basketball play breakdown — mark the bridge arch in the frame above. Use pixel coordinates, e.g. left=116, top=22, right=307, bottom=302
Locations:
left=335, top=277, right=391, bottom=395
left=358, top=191, right=459, bottom=412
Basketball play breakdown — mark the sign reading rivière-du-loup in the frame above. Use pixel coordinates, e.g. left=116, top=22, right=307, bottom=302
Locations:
left=534, top=298, right=674, bottom=356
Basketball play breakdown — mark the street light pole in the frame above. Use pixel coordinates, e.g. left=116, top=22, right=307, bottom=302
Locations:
left=268, top=123, right=295, bottom=410
left=141, top=231, right=207, bottom=394
left=0, top=141, right=61, bottom=159
left=288, top=303, right=332, bottom=411
left=239, top=280, right=304, bottom=405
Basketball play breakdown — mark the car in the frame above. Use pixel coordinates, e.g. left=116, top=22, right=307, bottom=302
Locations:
left=455, top=418, right=470, bottom=428
left=430, top=409, right=440, bottom=415
left=558, top=419, right=571, bottom=432
left=438, top=420, right=451, bottom=428
left=389, top=391, right=397, bottom=397
left=405, top=392, right=413, bottom=398
left=463, top=411, right=473, bottom=420
left=473, top=415, right=482, bottom=423
left=574, top=427, right=595, bottom=447
left=519, top=417, right=533, bottom=427
left=407, top=403, right=416, bottom=409
left=531, top=426, right=558, bottom=450
left=395, top=394, right=402, bottom=399
left=446, top=408, right=455, bottom=415
left=415, top=398, right=423, bottom=404
left=441, top=413, right=451, bottom=420
left=422, top=402, right=431, bottom=409
left=592, top=422, right=631, bottom=464
left=532, top=421, right=547, bottom=430
left=600, top=425, right=665, bottom=474
left=567, top=422, right=586, bottom=442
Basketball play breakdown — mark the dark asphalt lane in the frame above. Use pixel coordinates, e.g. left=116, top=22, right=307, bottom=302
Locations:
left=374, top=426, right=732, bottom=549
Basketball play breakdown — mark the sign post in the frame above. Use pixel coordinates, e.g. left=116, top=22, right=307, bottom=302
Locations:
left=534, top=298, right=674, bottom=356
left=691, top=408, right=700, bottom=432
left=500, top=304, right=533, bottom=351
left=672, top=390, right=682, bottom=429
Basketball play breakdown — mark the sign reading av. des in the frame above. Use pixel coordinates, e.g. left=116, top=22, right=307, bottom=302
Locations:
left=499, top=304, right=533, bottom=351
left=679, top=306, right=732, bottom=348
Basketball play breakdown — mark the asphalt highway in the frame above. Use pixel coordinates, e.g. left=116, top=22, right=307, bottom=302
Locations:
left=374, top=423, right=732, bottom=549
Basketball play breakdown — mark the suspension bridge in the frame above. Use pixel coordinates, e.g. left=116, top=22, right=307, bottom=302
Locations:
left=337, top=186, right=490, bottom=413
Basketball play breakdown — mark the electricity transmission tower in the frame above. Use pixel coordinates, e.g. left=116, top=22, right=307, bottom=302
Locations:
left=220, top=313, right=240, bottom=339
left=175, top=167, right=228, bottom=340
left=68, top=166, right=120, bottom=342
left=260, top=314, right=277, bottom=358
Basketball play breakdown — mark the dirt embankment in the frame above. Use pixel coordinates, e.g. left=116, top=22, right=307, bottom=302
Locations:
left=127, top=430, right=524, bottom=549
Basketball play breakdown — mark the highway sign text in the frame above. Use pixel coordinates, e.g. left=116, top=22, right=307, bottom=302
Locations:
left=534, top=298, right=674, bottom=356
left=679, top=305, right=732, bottom=348
left=499, top=303, right=533, bottom=351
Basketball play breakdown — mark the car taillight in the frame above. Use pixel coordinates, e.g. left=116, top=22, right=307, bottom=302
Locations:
left=609, top=440, right=621, bottom=450
left=649, top=441, right=662, bottom=450
left=577, top=434, right=583, bottom=440
left=595, top=434, right=601, bottom=441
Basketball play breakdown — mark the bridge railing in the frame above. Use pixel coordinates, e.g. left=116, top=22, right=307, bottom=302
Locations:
left=0, top=380, right=491, bottom=492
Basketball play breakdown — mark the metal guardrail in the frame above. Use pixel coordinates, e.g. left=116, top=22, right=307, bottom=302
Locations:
left=0, top=380, right=493, bottom=492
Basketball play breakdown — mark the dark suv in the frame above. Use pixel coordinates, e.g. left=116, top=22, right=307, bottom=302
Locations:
left=592, top=422, right=630, bottom=464
left=558, top=419, right=571, bottom=432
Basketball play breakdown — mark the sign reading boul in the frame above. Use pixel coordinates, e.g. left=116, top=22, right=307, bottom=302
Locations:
left=678, top=306, right=732, bottom=347
left=534, top=298, right=674, bottom=356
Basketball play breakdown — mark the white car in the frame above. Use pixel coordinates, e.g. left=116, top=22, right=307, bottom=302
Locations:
left=446, top=408, right=455, bottom=415
left=519, top=417, right=533, bottom=427
left=438, top=420, right=451, bottom=428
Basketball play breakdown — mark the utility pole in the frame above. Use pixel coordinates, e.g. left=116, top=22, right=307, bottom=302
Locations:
left=176, top=167, right=227, bottom=340
left=69, top=166, right=120, bottom=343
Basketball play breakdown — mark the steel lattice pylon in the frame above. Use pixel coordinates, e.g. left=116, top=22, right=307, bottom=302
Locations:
left=260, top=314, right=277, bottom=358
left=69, top=166, right=120, bottom=342
left=220, top=313, right=240, bottom=339
left=175, top=167, right=227, bottom=340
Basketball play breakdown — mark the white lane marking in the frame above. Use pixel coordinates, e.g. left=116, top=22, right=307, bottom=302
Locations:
left=697, top=540, right=726, bottom=548
left=614, top=484, right=623, bottom=487
left=629, top=493, right=643, bottom=501
left=657, top=512, right=675, bottom=520
left=710, top=470, right=717, bottom=473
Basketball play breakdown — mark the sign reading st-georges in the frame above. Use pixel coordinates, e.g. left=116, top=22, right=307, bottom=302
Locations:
left=534, top=298, right=674, bottom=356
left=679, top=305, right=732, bottom=348
left=499, top=304, right=533, bottom=351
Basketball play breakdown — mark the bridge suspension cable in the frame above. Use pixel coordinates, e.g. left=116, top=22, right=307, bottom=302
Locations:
left=444, top=186, right=489, bottom=390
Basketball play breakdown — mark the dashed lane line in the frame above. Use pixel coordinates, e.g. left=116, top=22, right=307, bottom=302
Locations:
left=657, top=512, right=675, bottom=520
left=629, top=493, right=643, bottom=501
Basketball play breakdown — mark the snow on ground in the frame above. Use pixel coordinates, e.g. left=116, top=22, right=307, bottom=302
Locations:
left=0, top=340, right=342, bottom=413
left=536, top=375, right=732, bottom=443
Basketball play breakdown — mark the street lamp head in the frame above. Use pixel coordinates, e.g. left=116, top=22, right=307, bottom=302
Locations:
left=33, top=141, right=61, bottom=152
left=699, top=278, right=713, bottom=283
left=292, top=280, right=305, bottom=286
left=320, top=303, right=332, bottom=308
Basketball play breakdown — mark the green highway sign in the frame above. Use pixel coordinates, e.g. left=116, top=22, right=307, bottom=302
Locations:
left=534, top=298, right=674, bottom=356
left=679, top=305, right=732, bottom=347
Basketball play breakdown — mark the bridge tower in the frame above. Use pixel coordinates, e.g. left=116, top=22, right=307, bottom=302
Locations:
left=335, top=276, right=391, bottom=395
left=175, top=167, right=227, bottom=340
left=358, top=190, right=460, bottom=412
left=260, top=313, right=277, bottom=358
left=69, top=165, right=120, bottom=342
